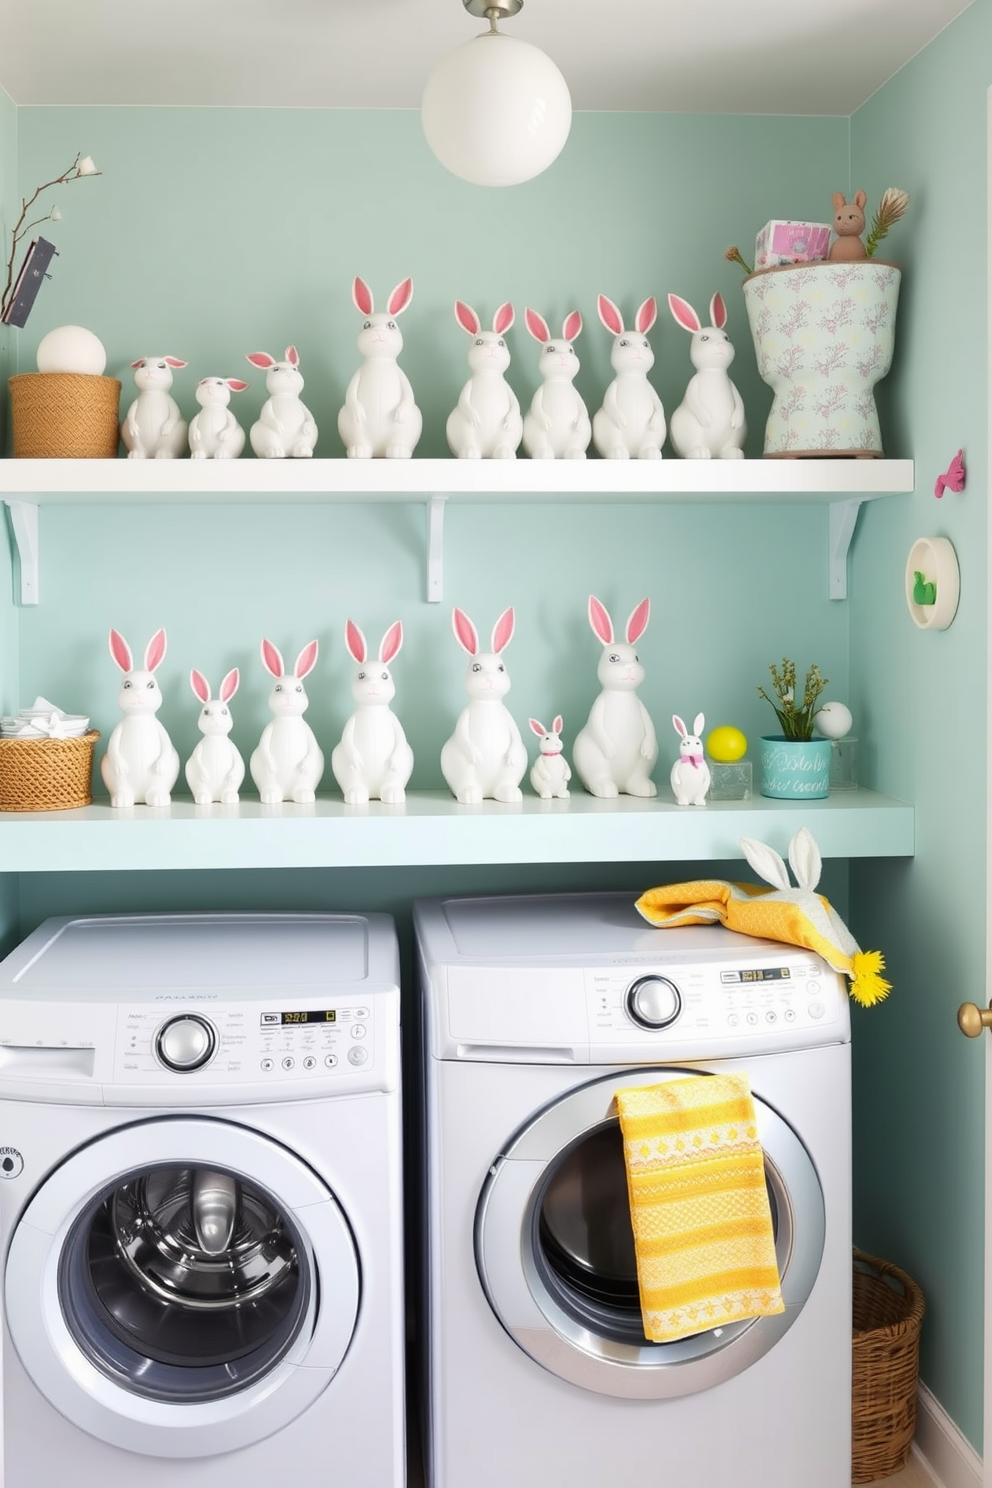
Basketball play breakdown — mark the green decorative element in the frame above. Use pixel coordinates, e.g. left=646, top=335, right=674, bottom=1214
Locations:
left=913, top=571, right=937, bottom=605
left=757, top=658, right=829, bottom=741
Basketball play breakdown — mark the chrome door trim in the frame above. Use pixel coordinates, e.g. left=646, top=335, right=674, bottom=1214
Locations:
left=475, top=1066, right=825, bottom=1399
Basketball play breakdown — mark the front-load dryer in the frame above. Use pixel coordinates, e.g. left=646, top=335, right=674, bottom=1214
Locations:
left=0, top=911, right=405, bottom=1487
left=413, top=891, right=852, bottom=1488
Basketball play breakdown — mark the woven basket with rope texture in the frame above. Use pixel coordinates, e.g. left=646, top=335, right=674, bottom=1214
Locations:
left=0, top=731, right=100, bottom=811
left=852, top=1248, right=926, bottom=1483
left=9, top=373, right=121, bottom=458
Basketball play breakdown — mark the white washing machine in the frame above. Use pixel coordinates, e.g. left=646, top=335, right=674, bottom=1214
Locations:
left=0, top=911, right=405, bottom=1487
left=413, top=891, right=852, bottom=1488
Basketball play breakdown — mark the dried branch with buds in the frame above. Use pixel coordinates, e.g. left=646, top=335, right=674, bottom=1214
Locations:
left=865, top=187, right=909, bottom=258
left=1, top=152, right=101, bottom=323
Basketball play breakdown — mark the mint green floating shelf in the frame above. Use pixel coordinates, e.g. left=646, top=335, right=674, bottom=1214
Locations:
left=0, top=788, right=914, bottom=873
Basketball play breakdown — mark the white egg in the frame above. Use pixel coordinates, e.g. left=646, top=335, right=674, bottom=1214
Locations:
left=814, top=701, right=853, bottom=740
left=36, top=325, right=107, bottom=376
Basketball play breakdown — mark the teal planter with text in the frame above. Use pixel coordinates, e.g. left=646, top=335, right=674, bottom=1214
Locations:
left=759, top=735, right=832, bottom=799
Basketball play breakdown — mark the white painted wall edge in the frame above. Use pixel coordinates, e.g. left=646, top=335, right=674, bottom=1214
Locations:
left=913, top=1382, right=983, bottom=1488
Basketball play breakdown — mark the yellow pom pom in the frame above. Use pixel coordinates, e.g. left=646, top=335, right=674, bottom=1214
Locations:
left=849, top=950, right=892, bottom=1008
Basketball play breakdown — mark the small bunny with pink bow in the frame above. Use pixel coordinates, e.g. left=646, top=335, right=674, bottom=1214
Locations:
left=528, top=715, right=571, bottom=799
left=670, top=713, right=711, bottom=806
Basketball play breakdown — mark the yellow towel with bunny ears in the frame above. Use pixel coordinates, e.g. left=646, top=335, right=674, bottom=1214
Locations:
left=635, top=827, right=891, bottom=1009
left=614, top=1073, right=784, bottom=1343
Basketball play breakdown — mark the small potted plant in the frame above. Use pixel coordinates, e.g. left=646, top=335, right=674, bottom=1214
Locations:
left=757, top=659, right=832, bottom=799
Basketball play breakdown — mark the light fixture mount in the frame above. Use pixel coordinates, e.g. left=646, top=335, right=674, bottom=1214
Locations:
left=463, top=0, right=523, bottom=18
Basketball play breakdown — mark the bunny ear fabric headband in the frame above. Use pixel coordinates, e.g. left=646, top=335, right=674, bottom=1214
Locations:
left=635, top=826, right=891, bottom=1008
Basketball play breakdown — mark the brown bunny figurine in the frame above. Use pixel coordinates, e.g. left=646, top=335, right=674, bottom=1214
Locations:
left=828, top=191, right=868, bottom=261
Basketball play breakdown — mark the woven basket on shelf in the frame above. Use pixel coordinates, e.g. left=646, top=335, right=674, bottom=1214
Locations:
left=852, top=1248, right=926, bottom=1483
left=9, top=373, right=121, bottom=458
left=0, top=731, right=100, bottom=811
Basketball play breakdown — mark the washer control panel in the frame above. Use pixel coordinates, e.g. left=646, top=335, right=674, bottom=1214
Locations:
left=117, top=999, right=377, bottom=1082
left=586, top=950, right=845, bottom=1045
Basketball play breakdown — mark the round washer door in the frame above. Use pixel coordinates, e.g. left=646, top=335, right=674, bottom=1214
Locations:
left=5, top=1117, right=360, bottom=1458
left=475, top=1067, right=825, bottom=1399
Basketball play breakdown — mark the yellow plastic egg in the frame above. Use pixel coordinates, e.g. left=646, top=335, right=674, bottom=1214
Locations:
left=707, top=725, right=748, bottom=763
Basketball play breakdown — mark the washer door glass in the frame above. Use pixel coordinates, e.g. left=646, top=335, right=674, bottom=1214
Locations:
left=61, top=1162, right=310, bottom=1401
left=475, top=1067, right=825, bottom=1400
left=5, top=1117, right=361, bottom=1458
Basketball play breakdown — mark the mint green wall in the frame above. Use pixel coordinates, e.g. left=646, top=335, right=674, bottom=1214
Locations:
left=850, top=0, right=992, bottom=1451
left=9, top=107, right=851, bottom=787
left=1, top=85, right=19, bottom=715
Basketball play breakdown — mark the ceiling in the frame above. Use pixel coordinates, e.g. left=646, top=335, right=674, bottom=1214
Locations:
left=0, top=0, right=976, bottom=116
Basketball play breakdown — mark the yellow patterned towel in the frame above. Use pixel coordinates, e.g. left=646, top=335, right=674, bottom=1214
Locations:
left=614, top=1073, right=784, bottom=1343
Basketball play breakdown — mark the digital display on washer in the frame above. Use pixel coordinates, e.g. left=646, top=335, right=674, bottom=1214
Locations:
left=720, top=967, right=792, bottom=984
left=261, top=1010, right=338, bottom=1025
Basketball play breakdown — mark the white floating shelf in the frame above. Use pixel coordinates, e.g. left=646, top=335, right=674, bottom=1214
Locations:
left=0, top=457, right=914, bottom=604
left=0, top=788, right=914, bottom=874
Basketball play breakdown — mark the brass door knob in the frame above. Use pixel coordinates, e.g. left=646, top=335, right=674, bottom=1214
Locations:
left=958, top=1001, right=992, bottom=1038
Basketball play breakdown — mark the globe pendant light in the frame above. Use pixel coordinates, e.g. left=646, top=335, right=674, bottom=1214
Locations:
left=422, top=0, right=572, bottom=188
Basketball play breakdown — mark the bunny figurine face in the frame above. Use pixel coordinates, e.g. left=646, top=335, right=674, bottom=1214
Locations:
left=590, top=595, right=649, bottom=692
left=455, top=606, right=514, bottom=700
left=598, top=295, right=657, bottom=374
left=131, top=356, right=186, bottom=392
left=191, top=667, right=239, bottom=735
left=110, top=626, right=167, bottom=715
left=261, top=637, right=318, bottom=715
left=458, top=300, right=514, bottom=377
left=195, top=377, right=249, bottom=410
left=346, top=619, right=401, bottom=706
left=353, top=277, right=413, bottom=361
left=526, top=308, right=583, bottom=384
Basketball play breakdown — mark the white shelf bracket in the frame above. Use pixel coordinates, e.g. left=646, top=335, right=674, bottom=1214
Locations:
left=828, top=498, right=864, bottom=601
left=427, top=495, right=447, bottom=603
left=5, top=500, right=39, bottom=606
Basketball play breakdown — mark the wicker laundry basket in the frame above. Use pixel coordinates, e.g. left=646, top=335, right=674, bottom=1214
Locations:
left=9, top=373, right=121, bottom=457
left=0, top=731, right=100, bottom=811
left=852, top=1248, right=926, bottom=1483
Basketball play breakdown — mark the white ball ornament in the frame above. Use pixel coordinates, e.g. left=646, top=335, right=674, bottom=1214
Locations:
left=36, top=325, right=107, bottom=376
left=814, top=701, right=853, bottom=740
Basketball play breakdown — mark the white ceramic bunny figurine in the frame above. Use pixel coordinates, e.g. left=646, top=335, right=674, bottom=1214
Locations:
left=670, top=712, right=711, bottom=806
left=184, top=668, right=245, bottom=805
left=330, top=619, right=414, bottom=805
left=245, top=347, right=318, bottom=458
left=188, top=377, right=249, bottom=459
left=100, top=628, right=180, bottom=808
left=120, top=357, right=188, bottom=459
left=338, top=277, right=422, bottom=459
left=667, top=292, right=747, bottom=459
left=573, top=596, right=658, bottom=799
left=446, top=301, right=523, bottom=459
left=249, top=639, right=324, bottom=804
left=521, top=309, right=591, bottom=459
left=440, top=607, right=527, bottom=804
left=592, top=295, right=666, bottom=459
left=528, top=715, right=571, bottom=799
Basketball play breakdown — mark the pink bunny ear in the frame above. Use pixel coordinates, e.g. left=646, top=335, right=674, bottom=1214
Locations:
left=220, top=668, right=240, bottom=703
left=388, top=278, right=414, bottom=316
left=130, top=358, right=146, bottom=369
left=636, top=296, right=658, bottom=334
left=493, top=302, right=514, bottom=335
left=452, top=607, right=479, bottom=656
left=144, top=628, right=168, bottom=672
left=626, top=598, right=651, bottom=644
left=261, top=638, right=285, bottom=677
left=673, top=714, right=687, bottom=738
left=379, top=620, right=403, bottom=666
left=588, top=595, right=614, bottom=644
left=285, top=346, right=300, bottom=366
left=455, top=300, right=480, bottom=336
left=562, top=310, right=583, bottom=342
left=108, top=628, right=132, bottom=672
left=525, top=308, right=550, bottom=344
left=353, top=277, right=374, bottom=315
left=345, top=619, right=367, bottom=665
left=164, top=357, right=186, bottom=368
left=528, top=718, right=547, bottom=737
left=246, top=352, right=275, bottom=369
left=190, top=669, right=210, bottom=704
left=226, top=378, right=249, bottom=392
left=294, top=640, right=319, bottom=679
left=854, top=189, right=868, bottom=208
left=597, top=295, right=624, bottom=336
left=553, top=714, right=564, bottom=733
left=709, top=292, right=727, bottom=330
left=491, top=607, right=515, bottom=654
left=668, top=294, right=701, bottom=333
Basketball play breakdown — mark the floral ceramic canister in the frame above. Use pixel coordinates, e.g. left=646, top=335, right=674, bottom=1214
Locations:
left=742, top=260, right=900, bottom=457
